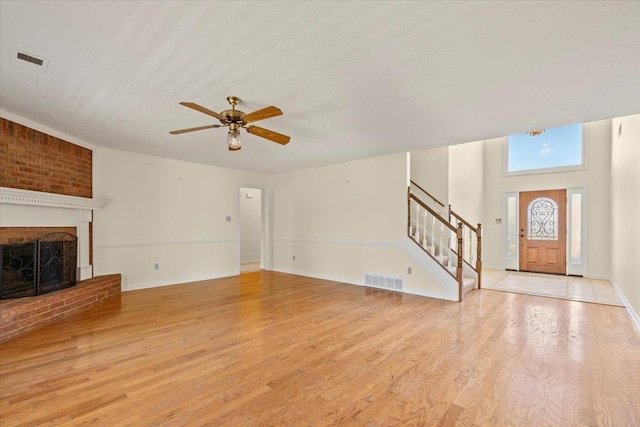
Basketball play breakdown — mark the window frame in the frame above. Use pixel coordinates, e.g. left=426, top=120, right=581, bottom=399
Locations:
left=502, top=124, right=589, bottom=176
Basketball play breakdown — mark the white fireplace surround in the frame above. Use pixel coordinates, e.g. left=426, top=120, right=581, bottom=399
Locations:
left=0, top=187, right=108, bottom=280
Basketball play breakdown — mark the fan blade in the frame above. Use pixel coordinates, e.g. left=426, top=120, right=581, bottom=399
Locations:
left=180, top=102, right=225, bottom=121
left=246, top=125, right=290, bottom=145
left=243, top=106, right=283, bottom=123
left=169, top=125, right=220, bottom=134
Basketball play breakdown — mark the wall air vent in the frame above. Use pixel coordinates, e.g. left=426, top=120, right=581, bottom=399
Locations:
left=364, top=273, right=404, bottom=291
left=11, top=49, right=49, bottom=72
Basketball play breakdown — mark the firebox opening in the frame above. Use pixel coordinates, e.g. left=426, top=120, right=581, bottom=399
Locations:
left=0, top=232, right=77, bottom=299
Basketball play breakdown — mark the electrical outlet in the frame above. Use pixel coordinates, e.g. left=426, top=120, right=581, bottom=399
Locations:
left=226, top=216, right=231, bottom=222
left=154, top=263, right=160, bottom=270
left=292, top=255, right=296, bottom=261
left=495, top=218, right=502, bottom=224
left=407, top=267, right=412, bottom=274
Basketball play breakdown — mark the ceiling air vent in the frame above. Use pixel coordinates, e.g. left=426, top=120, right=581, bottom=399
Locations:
left=11, top=49, right=49, bottom=72
left=17, top=52, right=44, bottom=66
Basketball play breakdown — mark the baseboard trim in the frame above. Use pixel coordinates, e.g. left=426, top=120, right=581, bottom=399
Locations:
left=272, top=268, right=364, bottom=287
left=587, top=274, right=610, bottom=280
left=609, top=278, right=640, bottom=333
left=272, top=268, right=452, bottom=301
left=123, top=271, right=239, bottom=292
left=403, top=286, right=448, bottom=301
left=482, top=265, right=503, bottom=271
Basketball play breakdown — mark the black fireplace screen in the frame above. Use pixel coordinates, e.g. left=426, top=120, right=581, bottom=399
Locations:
left=0, top=232, right=77, bottom=299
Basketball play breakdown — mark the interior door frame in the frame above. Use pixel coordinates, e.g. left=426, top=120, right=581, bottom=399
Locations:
left=502, top=186, right=587, bottom=276
left=237, top=185, right=273, bottom=272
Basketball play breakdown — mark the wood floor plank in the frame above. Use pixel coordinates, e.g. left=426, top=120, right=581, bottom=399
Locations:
left=1, top=271, right=638, bottom=426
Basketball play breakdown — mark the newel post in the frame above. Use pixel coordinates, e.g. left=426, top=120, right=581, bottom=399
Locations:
left=456, top=222, right=464, bottom=302
left=476, top=223, right=482, bottom=289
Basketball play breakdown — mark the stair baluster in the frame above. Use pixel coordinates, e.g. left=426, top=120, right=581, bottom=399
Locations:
left=423, top=210, right=428, bottom=249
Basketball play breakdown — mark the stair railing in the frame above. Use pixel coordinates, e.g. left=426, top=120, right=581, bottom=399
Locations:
left=407, top=187, right=465, bottom=301
left=449, top=208, right=482, bottom=289
left=410, top=180, right=447, bottom=216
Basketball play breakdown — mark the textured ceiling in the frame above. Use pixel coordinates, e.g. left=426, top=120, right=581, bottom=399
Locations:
left=1, top=1, right=639, bottom=174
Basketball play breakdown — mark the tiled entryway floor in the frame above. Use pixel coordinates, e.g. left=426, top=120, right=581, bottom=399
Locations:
left=482, top=269, right=624, bottom=306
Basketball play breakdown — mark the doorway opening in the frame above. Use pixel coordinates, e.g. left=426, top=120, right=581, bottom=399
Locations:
left=501, top=187, right=588, bottom=297
left=503, top=187, right=586, bottom=276
left=239, top=187, right=267, bottom=273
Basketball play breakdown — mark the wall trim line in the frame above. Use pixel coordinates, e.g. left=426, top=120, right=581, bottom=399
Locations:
left=610, top=278, right=640, bottom=333
left=96, top=238, right=237, bottom=249
left=273, top=237, right=400, bottom=248
left=120, top=271, right=239, bottom=292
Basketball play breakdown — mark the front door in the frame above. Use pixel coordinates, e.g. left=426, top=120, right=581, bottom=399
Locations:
left=519, top=189, right=566, bottom=274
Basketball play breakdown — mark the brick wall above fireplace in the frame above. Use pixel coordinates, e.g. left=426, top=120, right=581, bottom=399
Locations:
left=0, top=118, right=92, bottom=197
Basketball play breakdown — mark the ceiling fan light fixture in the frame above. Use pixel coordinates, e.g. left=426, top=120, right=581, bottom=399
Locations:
left=171, top=96, right=290, bottom=150
left=227, top=126, right=242, bottom=150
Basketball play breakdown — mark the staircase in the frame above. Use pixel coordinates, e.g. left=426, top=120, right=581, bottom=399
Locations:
left=405, top=180, right=482, bottom=302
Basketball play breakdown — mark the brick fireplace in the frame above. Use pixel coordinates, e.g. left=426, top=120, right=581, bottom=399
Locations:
left=0, top=117, right=121, bottom=342
left=0, top=188, right=117, bottom=342
left=0, top=187, right=107, bottom=280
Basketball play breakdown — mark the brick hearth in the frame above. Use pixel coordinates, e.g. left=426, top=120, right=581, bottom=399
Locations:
left=0, top=274, right=121, bottom=343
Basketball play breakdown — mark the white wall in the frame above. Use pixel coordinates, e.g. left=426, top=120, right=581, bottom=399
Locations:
left=272, top=153, right=447, bottom=299
left=410, top=146, right=449, bottom=207
left=449, top=140, right=484, bottom=225
left=481, top=119, right=612, bottom=276
left=92, top=147, right=270, bottom=291
left=240, top=187, right=262, bottom=263
left=610, top=114, right=640, bottom=322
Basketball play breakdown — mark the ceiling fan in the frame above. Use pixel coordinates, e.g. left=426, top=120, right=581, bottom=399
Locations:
left=170, top=96, right=290, bottom=151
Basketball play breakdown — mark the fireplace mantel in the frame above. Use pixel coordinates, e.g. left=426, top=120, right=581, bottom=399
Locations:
left=0, top=187, right=108, bottom=210
left=0, top=187, right=109, bottom=280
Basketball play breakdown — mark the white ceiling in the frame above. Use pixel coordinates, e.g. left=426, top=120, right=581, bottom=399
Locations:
left=1, top=1, right=639, bottom=175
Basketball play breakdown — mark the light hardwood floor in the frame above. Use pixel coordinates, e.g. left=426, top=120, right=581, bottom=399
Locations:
left=1, top=271, right=639, bottom=426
